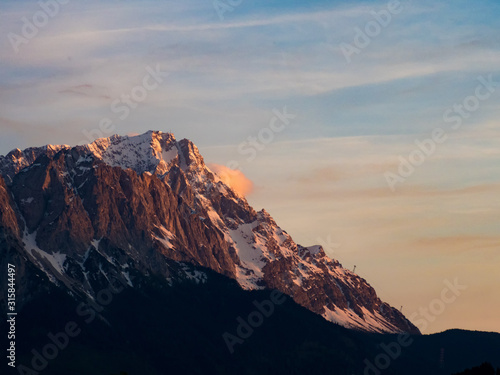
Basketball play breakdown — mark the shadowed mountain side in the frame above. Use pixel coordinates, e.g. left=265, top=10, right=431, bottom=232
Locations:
left=2, top=268, right=499, bottom=375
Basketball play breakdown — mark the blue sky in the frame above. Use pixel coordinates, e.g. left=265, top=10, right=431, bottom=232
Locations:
left=1, top=0, right=500, bottom=334
left=1, top=0, right=500, bottom=148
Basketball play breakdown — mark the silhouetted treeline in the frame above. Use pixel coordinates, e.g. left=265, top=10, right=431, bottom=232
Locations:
left=453, top=362, right=500, bottom=375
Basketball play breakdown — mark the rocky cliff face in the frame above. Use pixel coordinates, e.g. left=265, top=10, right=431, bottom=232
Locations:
left=0, top=131, right=419, bottom=334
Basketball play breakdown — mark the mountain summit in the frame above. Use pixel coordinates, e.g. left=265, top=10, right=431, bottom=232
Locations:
left=0, top=130, right=418, bottom=334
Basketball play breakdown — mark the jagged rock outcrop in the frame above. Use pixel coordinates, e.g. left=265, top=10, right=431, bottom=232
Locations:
left=0, top=131, right=419, bottom=334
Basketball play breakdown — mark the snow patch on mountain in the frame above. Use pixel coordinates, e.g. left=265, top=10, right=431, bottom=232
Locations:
left=323, top=306, right=401, bottom=333
left=153, top=225, right=175, bottom=249
left=83, top=131, right=176, bottom=175
left=22, top=229, right=66, bottom=283
left=228, top=223, right=268, bottom=289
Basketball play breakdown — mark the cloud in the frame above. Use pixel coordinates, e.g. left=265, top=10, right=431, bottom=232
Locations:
left=414, top=235, right=500, bottom=256
left=298, top=182, right=500, bottom=201
left=58, top=84, right=111, bottom=100
left=295, top=161, right=400, bottom=184
left=208, top=163, right=254, bottom=197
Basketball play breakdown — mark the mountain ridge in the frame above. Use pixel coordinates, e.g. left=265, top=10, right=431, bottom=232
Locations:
left=0, top=130, right=418, bottom=334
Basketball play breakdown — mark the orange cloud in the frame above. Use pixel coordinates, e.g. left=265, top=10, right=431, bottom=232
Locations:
left=208, top=164, right=254, bottom=197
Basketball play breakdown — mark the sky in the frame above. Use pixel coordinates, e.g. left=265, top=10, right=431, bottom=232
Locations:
left=1, top=0, right=499, bottom=334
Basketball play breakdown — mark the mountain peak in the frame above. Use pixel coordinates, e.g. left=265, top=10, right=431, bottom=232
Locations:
left=78, top=131, right=210, bottom=177
left=0, top=144, right=70, bottom=184
left=0, top=130, right=419, bottom=335
left=80, top=130, right=179, bottom=175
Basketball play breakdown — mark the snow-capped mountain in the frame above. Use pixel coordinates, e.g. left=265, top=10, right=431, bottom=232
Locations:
left=0, top=131, right=418, bottom=334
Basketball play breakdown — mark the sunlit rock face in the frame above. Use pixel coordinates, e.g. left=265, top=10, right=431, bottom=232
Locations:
left=0, top=130, right=419, bottom=334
